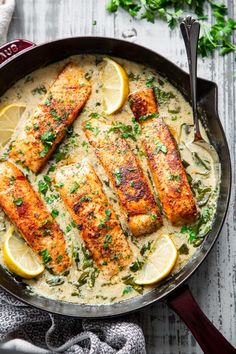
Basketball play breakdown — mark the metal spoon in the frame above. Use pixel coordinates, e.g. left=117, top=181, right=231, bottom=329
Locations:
left=180, top=16, right=220, bottom=185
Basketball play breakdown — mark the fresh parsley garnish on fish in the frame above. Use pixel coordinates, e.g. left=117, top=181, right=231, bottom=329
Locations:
left=113, top=168, right=122, bottom=186
left=106, top=0, right=236, bottom=57
left=40, top=129, right=56, bottom=157
left=39, top=248, right=52, bottom=264
left=139, top=113, right=159, bottom=121
left=107, top=120, right=141, bottom=141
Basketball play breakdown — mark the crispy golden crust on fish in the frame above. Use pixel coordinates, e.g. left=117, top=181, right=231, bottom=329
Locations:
left=84, top=119, right=162, bottom=236
left=10, top=63, right=91, bottom=173
left=129, top=88, right=198, bottom=226
left=55, top=160, right=132, bottom=277
left=129, top=88, right=158, bottom=119
left=0, top=161, right=70, bottom=273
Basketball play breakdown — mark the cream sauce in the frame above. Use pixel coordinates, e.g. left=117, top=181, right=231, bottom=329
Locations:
left=0, top=55, right=219, bottom=304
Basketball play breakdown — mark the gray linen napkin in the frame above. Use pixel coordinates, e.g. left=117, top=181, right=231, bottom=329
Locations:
left=0, top=3, right=146, bottom=353
left=0, top=289, right=146, bottom=353
left=0, top=0, right=15, bottom=45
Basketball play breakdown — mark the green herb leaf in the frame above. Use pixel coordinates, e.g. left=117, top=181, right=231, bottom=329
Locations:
left=140, top=240, right=153, bottom=256
left=104, top=234, right=112, bottom=250
left=139, top=113, right=159, bottom=121
left=122, top=274, right=143, bottom=294
left=14, top=197, right=23, bottom=206
left=38, top=180, right=48, bottom=195
left=178, top=243, right=189, bottom=255
left=32, top=85, right=47, bottom=95
left=51, top=209, right=59, bottom=218
left=129, top=258, right=144, bottom=272
left=123, top=285, right=133, bottom=295
left=70, top=181, right=79, bottom=194
left=39, top=248, right=52, bottom=264
left=113, top=168, right=122, bottom=186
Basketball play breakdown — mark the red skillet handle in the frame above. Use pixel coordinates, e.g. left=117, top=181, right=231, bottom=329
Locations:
left=168, top=285, right=236, bottom=354
left=0, top=39, right=35, bottom=68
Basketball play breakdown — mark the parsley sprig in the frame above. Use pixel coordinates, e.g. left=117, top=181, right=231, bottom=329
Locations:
left=106, top=0, right=236, bottom=57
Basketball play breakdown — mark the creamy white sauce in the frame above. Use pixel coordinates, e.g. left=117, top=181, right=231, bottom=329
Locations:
left=0, top=55, right=219, bottom=304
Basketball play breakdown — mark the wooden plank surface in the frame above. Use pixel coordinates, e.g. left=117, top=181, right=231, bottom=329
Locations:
left=7, top=1, right=236, bottom=353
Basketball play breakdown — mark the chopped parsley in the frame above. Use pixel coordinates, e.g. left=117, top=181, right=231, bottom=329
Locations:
left=154, top=141, right=167, bottom=154
left=77, top=272, right=90, bottom=287
left=113, top=168, right=122, bottom=186
left=98, top=209, right=112, bottom=229
left=128, top=72, right=140, bottom=81
left=40, top=129, right=56, bottom=157
left=168, top=174, right=181, bottom=181
left=139, top=113, right=159, bottom=121
left=38, top=180, right=48, bottom=195
left=146, top=76, right=155, bottom=87
left=9, top=176, right=16, bottom=185
left=70, top=181, right=79, bottom=194
left=153, top=87, right=175, bottom=104
left=32, top=85, right=47, bottom=95
left=129, top=259, right=144, bottom=272
left=14, top=197, right=23, bottom=206
left=108, top=121, right=141, bottom=141
left=56, top=255, right=63, bottom=264
left=123, top=285, right=133, bottom=295
left=149, top=213, right=157, bottom=221
left=122, top=274, right=143, bottom=294
left=80, top=196, right=92, bottom=202
left=39, top=249, right=52, bottom=264
left=84, top=122, right=100, bottom=136
left=178, top=243, right=189, bottom=255
left=51, top=209, right=59, bottom=218
left=140, top=240, right=153, bottom=256
left=89, top=112, right=99, bottom=119
left=104, top=234, right=112, bottom=250
left=181, top=207, right=212, bottom=244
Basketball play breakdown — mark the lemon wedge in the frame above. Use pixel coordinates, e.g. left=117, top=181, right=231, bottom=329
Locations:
left=0, top=103, right=26, bottom=148
left=2, top=227, right=44, bottom=279
left=102, top=57, right=129, bottom=115
left=135, top=235, right=177, bottom=285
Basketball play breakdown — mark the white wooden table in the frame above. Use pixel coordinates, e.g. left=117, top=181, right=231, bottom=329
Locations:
left=7, top=1, right=236, bottom=353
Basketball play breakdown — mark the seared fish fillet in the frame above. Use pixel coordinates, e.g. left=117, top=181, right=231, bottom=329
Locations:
left=0, top=161, right=70, bottom=273
left=129, top=88, right=197, bottom=225
left=55, top=160, right=132, bottom=277
left=10, top=63, right=91, bottom=173
left=84, top=118, right=162, bottom=236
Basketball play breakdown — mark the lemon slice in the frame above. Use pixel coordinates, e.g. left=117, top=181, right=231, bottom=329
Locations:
left=102, top=57, right=129, bottom=114
left=2, top=227, right=44, bottom=279
left=135, top=235, right=177, bottom=285
left=0, top=103, right=26, bottom=148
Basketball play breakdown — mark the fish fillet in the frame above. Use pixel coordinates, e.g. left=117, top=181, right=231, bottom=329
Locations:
left=129, top=88, right=197, bottom=225
left=10, top=63, right=91, bottom=173
left=54, top=159, right=132, bottom=277
left=0, top=161, right=71, bottom=273
left=84, top=118, right=162, bottom=236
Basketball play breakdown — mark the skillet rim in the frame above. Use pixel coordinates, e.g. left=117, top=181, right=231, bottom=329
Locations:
left=0, top=37, right=232, bottom=318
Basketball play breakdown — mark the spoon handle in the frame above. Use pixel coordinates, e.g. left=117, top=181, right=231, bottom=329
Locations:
left=180, top=16, right=201, bottom=140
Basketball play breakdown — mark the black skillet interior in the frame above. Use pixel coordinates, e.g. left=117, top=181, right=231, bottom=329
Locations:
left=0, top=37, right=231, bottom=318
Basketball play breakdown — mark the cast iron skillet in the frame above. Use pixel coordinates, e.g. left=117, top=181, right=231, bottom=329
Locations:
left=0, top=38, right=234, bottom=354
